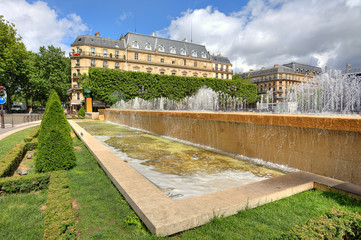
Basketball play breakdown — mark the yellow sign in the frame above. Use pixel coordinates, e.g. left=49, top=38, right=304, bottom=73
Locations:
left=86, top=98, right=92, bottom=113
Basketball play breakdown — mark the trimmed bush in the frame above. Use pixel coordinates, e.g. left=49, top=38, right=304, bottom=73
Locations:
left=43, top=171, right=76, bottom=239
left=36, top=128, right=76, bottom=172
left=36, top=90, right=76, bottom=172
left=78, top=106, right=85, bottom=117
left=0, top=173, right=50, bottom=196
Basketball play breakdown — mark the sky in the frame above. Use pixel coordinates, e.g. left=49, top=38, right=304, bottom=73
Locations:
left=1, top=0, right=361, bottom=73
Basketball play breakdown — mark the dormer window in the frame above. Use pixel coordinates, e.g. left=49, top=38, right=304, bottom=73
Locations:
left=180, top=48, right=186, bottom=55
left=132, top=41, right=139, bottom=48
left=201, top=52, right=206, bottom=58
left=158, top=45, right=164, bottom=52
left=191, top=50, right=197, bottom=57
left=145, top=42, right=152, bottom=50
left=170, top=47, right=176, bottom=54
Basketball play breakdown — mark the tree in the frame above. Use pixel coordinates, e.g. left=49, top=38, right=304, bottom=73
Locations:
left=30, top=45, right=71, bottom=104
left=0, top=16, right=30, bottom=111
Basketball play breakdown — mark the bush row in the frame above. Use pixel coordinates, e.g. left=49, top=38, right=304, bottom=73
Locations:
left=43, top=170, right=77, bottom=240
left=82, top=68, right=258, bottom=104
left=0, top=172, right=50, bottom=196
left=24, top=127, right=40, bottom=142
left=0, top=140, right=38, bottom=178
left=281, top=208, right=361, bottom=239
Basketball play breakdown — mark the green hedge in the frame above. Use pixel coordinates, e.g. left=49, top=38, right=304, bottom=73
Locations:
left=0, top=172, right=50, bottom=196
left=43, top=171, right=76, bottom=239
left=0, top=140, right=38, bottom=178
left=24, top=127, right=40, bottom=142
left=82, top=68, right=258, bottom=104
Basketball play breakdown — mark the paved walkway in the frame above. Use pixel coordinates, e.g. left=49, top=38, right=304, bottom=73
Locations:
left=0, top=121, right=41, bottom=140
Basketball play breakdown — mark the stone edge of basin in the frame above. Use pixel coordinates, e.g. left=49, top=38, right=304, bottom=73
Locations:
left=68, top=120, right=361, bottom=236
left=104, top=109, right=361, bottom=132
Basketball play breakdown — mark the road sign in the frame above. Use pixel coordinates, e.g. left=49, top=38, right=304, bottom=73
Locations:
left=0, top=97, right=5, bottom=104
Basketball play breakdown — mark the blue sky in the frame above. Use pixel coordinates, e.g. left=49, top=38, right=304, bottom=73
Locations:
left=1, top=0, right=361, bottom=72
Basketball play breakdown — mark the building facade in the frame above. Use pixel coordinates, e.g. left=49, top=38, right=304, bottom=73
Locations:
left=69, top=32, right=232, bottom=107
left=241, top=62, right=322, bottom=102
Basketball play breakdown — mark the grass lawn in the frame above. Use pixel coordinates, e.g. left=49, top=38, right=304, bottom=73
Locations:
left=0, top=190, right=47, bottom=240
left=0, top=126, right=38, bottom=159
left=69, top=126, right=361, bottom=239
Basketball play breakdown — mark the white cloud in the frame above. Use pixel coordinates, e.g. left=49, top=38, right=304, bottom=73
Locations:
left=0, top=0, right=88, bottom=53
left=161, top=0, right=361, bottom=72
left=116, top=11, right=128, bottom=25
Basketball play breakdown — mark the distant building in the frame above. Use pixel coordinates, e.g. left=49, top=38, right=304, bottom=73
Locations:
left=341, top=64, right=361, bottom=77
left=241, top=62, right=322, bottom=102
left=69, top=32, right=232, bottom=108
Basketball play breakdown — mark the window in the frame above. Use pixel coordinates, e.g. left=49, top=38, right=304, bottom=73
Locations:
left=226, top=75, right=229, bottom=79
left=172, top=72, right=176, bottom=75
left=158, top=45, right=164, bottom=52
left=201, top=52, right=206, bottom=58
left=180, top=48, right=186, bottom=55
left=115, top=62, right=119, bottom=69
left=134, top=53, right=138, bottom=60
left=170, top=47, right=176, bottom=54
left=91, top=59, right=95, bottom=67
left=221, top=74, right=224, bottom=79
left=145, top=42, right=152, bottom=50
left=132, top=41, right=139, bottom=48
left=226, top=66, right=229, bottom=72
left=182, top=72, right=187, bottom=76
left=91, top=48, right=95, bottom=56
left=103, top=61, right=108, bottom=68
left=115, top=51, right=119, bottom=58
left=194, top=61, right=197, bottom=67
left=160, top=72, right=165, bottom=75
left=76, top=59, right=80, bottom=66
left=183, top=60, right=186, bottom=66
left=191, top=50, right=197, bottom=57
left=147, top=56, right=151, bottom=61
left=279, top=74, right=283, bottom=79
left=215, top=64, right=218, bottom=70
left=172, top=60, right=176, bottom=64
left=216, top=73, right=218, bottom=78
left=160, top=58, right=164, bottom=63
left=103, top=49, right=107, bottom=57
left=77, top=93, right=80, bottom=100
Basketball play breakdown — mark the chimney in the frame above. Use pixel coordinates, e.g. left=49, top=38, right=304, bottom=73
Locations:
left=150, top=32, right=155, bottom=37
left=182, top=38, right=188, bottom=42
left=95, top=31, right=100, bottom=37
left=119, top=34, right=124, bottom=40
left=346, top=64, right=351, bottom=72
left=274, top=64, right=279, bottom=68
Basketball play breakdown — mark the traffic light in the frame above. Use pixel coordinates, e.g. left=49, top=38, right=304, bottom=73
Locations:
left=0, top=86, right=5, bottom=97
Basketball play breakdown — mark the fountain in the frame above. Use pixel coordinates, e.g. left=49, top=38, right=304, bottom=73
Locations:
left=99, top=72, right=361, bottom=186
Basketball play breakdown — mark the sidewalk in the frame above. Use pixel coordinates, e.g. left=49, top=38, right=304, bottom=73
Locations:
left=0, top=121, right=41, bottom=140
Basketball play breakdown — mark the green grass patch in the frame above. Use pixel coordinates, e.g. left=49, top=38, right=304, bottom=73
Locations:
left=0, top=190, right=47, bottom=240
left=0, top=126, right=38, bottom=159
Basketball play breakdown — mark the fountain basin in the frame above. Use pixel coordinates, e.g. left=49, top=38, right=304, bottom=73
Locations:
left=100, top=109, right=361, bottom=186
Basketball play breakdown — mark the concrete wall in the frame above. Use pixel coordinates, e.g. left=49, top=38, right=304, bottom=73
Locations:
left=102, top=109, right=361, bottom=186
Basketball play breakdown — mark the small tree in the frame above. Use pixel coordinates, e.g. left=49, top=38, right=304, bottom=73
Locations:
left=35, top=90, right=76, bottom=172
left=78, top=106, right=85, bottom=118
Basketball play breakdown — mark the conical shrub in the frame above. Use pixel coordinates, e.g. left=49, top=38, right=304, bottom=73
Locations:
left=35, top=90, right=76, bottom=172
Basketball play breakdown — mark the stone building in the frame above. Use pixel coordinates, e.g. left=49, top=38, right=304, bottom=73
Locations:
left=69, top=32, right=232, bottom=107
left=241, top=62, right=322, bottom=102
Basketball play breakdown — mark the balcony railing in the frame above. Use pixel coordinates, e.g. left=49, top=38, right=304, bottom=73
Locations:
left=212, top=67, right=232, bottom=73
left=70, top=51, right=124, bottom=60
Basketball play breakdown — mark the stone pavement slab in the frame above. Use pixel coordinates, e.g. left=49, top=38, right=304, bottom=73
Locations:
left=69, top=120, right=361, bottom=236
